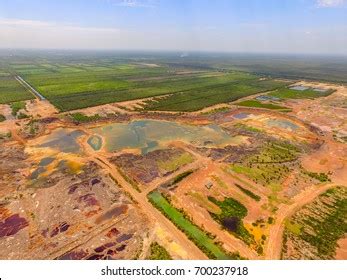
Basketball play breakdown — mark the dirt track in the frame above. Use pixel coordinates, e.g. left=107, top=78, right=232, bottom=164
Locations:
left=265, top=183, right=335, bottom=259
left=92, top=155, right=208, bottom=260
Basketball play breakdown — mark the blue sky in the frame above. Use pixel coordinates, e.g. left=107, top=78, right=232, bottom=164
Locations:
left=0, top=0, right=346, bottom=54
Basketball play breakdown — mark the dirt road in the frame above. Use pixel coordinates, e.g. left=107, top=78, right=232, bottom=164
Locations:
left=265, top=183, right=335, bottom=259
left=92, top=156, right=208, bottom=260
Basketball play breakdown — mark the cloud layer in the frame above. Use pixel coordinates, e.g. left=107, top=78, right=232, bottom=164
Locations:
left=0, top=17, right=346, bottom=55
left=317, top=0, right=346, bottom=7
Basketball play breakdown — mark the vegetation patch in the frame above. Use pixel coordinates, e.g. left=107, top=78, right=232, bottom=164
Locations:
left=235, top=100, right=290, bottom=111
left=10, top=101, right=26, bottom=117
left=148, top=191, right=244, bottom=260
left=0, top=114, right=5, bottom=122
left=230, top=141, right=299, bottom=187
left=147, top=242, right=172, bottom=260
left=302, top=169, right=331, bottom=183
left=282, top=186, right=347, bottom=259
left=0, top=76, right=34, bottom=104
left=201, top=107, right=230, bottom=115
left=269, top=87, right=334, bottom=100
left=188, top=192, right=222, bottom=214
left=208, top=196, right=255, bottom=246
left=143, top=78, right=288, bottom=112
left=69, top=112, right=102, bottom=123
left=157, top=153, right=194, bottom=173
left=234, top=183, right=261, bottom=201
left=170, top=170, right=194, bottom=186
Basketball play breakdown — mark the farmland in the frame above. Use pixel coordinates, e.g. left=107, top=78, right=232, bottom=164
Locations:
left=235, top=100, right=290, bottom=111
left=143, top=78, right=287, bottom=112
left=1, top=58, right=289, bottom=112
left=0, top=75, right=34, bottom=104
left=268, top=87, right=334, bottom=99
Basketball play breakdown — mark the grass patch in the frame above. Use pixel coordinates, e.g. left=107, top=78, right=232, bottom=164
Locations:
left=285, top=220, right=302, bottom=235
left=235, top=100, right=289, bottom=110
left=69, top=112, right=102, bottom=123
left=188, top=192, right=222, bottom=214
left=201, top=107, right=230, bottom=115
left=157, top=152, right=194, bottom=173
left=147, top=242, right=172, bottom=260
left=208, top=196, right=255, bottom=246
left=171, top=170, right=194, bottom=185
left=10, top=101, right=26, bottom=116
left=234, top=123, right=263, bottom=133
left=234, top=183, right=261, bottom=201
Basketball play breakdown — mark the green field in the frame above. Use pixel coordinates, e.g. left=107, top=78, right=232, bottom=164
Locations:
left=0, top=75, right=34, bottom=104
left=143, top=79, right=288, bottom=112
left=235, top=100, right=290, bottom=111
left=268, top=87, right=334, bottom=99
left=148, top=190, right=243, bottom=259
left=6, top=60, right=289, bottom=112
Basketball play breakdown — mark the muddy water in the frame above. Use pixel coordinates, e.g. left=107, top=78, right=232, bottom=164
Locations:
left=38, top=128, right=85, bottom=154
left=89, top=119, right=245, bottom=154
left=290, top=85, right=309, bottom=91
left=266, top=119, right=299, bottom=131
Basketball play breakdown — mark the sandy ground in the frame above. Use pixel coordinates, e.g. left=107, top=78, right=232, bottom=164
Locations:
left=25, top=99, right=58, bottom=118
left=335, top=237, right=347, bottom=260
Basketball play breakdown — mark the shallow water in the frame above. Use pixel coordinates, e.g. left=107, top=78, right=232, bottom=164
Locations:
left=38, top=157, right=55, bottom=166
left=30, top=166, right=46, bottom=179
left=313, top=88, right=327, bottom=93
left=267, top=119, right=299, bottom=131
left=38, top=128, right=84, bottom=154
left=289, top=85, right=309, bottom=91
left=90, top=119, right=244, bottom=154
left=256, top=95, right=280, bottom=101
left=233, top=113, right=250, bottom=120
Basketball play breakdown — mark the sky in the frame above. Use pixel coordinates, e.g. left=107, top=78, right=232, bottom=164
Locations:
left=0, top=0, right=346, bottom=54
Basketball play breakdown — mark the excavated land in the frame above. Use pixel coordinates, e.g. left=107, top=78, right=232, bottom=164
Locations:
left=0, top=81, right=346, bottom=260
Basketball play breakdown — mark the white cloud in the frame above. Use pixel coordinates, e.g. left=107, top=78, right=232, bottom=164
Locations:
left=113, top=0, right=156, bottom=8
left=317, top=0, right=346, bottom=7
left=0, top=18, right=122, bottom=49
